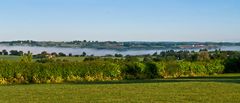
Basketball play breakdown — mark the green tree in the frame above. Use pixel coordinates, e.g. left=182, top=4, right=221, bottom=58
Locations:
left=115, top=53, right=123, bottom=57
left=10, top=50, right=18, bottom=55
left=2, top=50, right=8, bottom=55
left=58, top=52, right=66, bottom=57
left=198, top=51, right=210, bottom=61
left=81, top=52, right=87, bottom=57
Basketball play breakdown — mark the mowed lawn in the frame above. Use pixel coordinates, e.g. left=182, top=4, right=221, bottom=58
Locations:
left=0, top=80, right=240, bottom=103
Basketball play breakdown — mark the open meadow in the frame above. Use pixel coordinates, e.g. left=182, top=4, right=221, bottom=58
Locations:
left=0, top=74, right=240, bottom=103
left=0, top=55, right=20, bottom=61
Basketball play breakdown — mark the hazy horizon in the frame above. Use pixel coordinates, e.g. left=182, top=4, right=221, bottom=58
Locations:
left=0, top=39, right=240, bottom=43
left=0, top=0, right=240, bottom=42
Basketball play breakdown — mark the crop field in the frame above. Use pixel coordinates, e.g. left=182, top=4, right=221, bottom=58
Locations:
left=0, top=74, right=240, bottom=103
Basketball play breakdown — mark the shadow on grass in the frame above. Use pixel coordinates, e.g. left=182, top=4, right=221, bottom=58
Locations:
left=67, top=76, right=240, bottom=85
left=179, top=76, right=240, bottom=79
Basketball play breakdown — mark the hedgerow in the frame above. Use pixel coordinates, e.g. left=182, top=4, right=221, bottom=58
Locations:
left=0, top=59, right=225, bottom=84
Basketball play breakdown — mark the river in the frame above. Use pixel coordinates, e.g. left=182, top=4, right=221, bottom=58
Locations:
left=0, top=45, right=240, bottom=56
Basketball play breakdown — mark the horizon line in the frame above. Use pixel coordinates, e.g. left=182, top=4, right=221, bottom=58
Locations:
left=0, top=40, right=239, bottom=43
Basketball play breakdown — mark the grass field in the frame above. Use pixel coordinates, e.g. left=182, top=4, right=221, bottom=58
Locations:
left=0, top=55, right=86, bottom=62
left=0, top=74, right=240, bottom=103
left=54, top=56, right=86, bottom=62
left=0, top=55, right=122, bottom=62
left=0, top=55, right=20, bottom=61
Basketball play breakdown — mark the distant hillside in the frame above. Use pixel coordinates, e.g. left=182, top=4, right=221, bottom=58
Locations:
left=0, top=40, right=239, bottom=50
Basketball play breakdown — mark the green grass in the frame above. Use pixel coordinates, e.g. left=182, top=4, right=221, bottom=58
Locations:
left=0, top=55, right=86, bottom=62
left=0, top=55, right=142, bottom=62
left=216, top=73, right=240, bottom=77
left=0, top=55, right=20, bottom=61
left=1, top=74, right=240, bottom=103
left=55, top=56, right=86, bottom=62
left=0, top=55, right=123, bottom=62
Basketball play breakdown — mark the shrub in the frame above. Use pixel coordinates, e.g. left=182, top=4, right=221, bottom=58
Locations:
left=164, top=61, right=181, bottom=78
left=0, top=60, right=123, bottom=84
left=122, top=62, right=145, bottom=79
left=0, top=58, right=226, bottom=84
left=144, top=62, right=159, bottom=79
left=224, top=56, right=240, bottom=73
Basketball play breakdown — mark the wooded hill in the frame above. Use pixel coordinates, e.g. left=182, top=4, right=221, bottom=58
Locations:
left=1, top=40, right=239, bottom=50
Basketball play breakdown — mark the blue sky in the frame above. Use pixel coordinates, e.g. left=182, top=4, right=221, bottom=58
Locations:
left=0, top=0, right=239, bottom=41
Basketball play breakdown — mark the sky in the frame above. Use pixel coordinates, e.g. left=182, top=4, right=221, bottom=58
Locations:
left=0, top=0, right=239, bottom=42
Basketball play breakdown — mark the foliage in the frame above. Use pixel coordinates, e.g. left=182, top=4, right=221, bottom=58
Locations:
left=0, top=60, right=122, bottom=84
left=122, top=62, right=146, bottom=79
left=224, top=54, right=240, bottom=73
left=0, top=57, right=227, bottom=84
left=144, top=62, right=159, bottom=79
left=0, top=48, right=235, bottom=84
left=20, top=52, right=33, bottom=63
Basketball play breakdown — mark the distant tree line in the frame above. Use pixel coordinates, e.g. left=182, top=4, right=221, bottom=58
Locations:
left=1, top=40, right=240, bottom=50
left=1, top=48, right=240, bottom=74
left=0, top=50, right=24, bottom=56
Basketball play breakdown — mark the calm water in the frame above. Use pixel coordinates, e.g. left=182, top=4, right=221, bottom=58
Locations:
left=0, top=45, right=240, bottom=56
